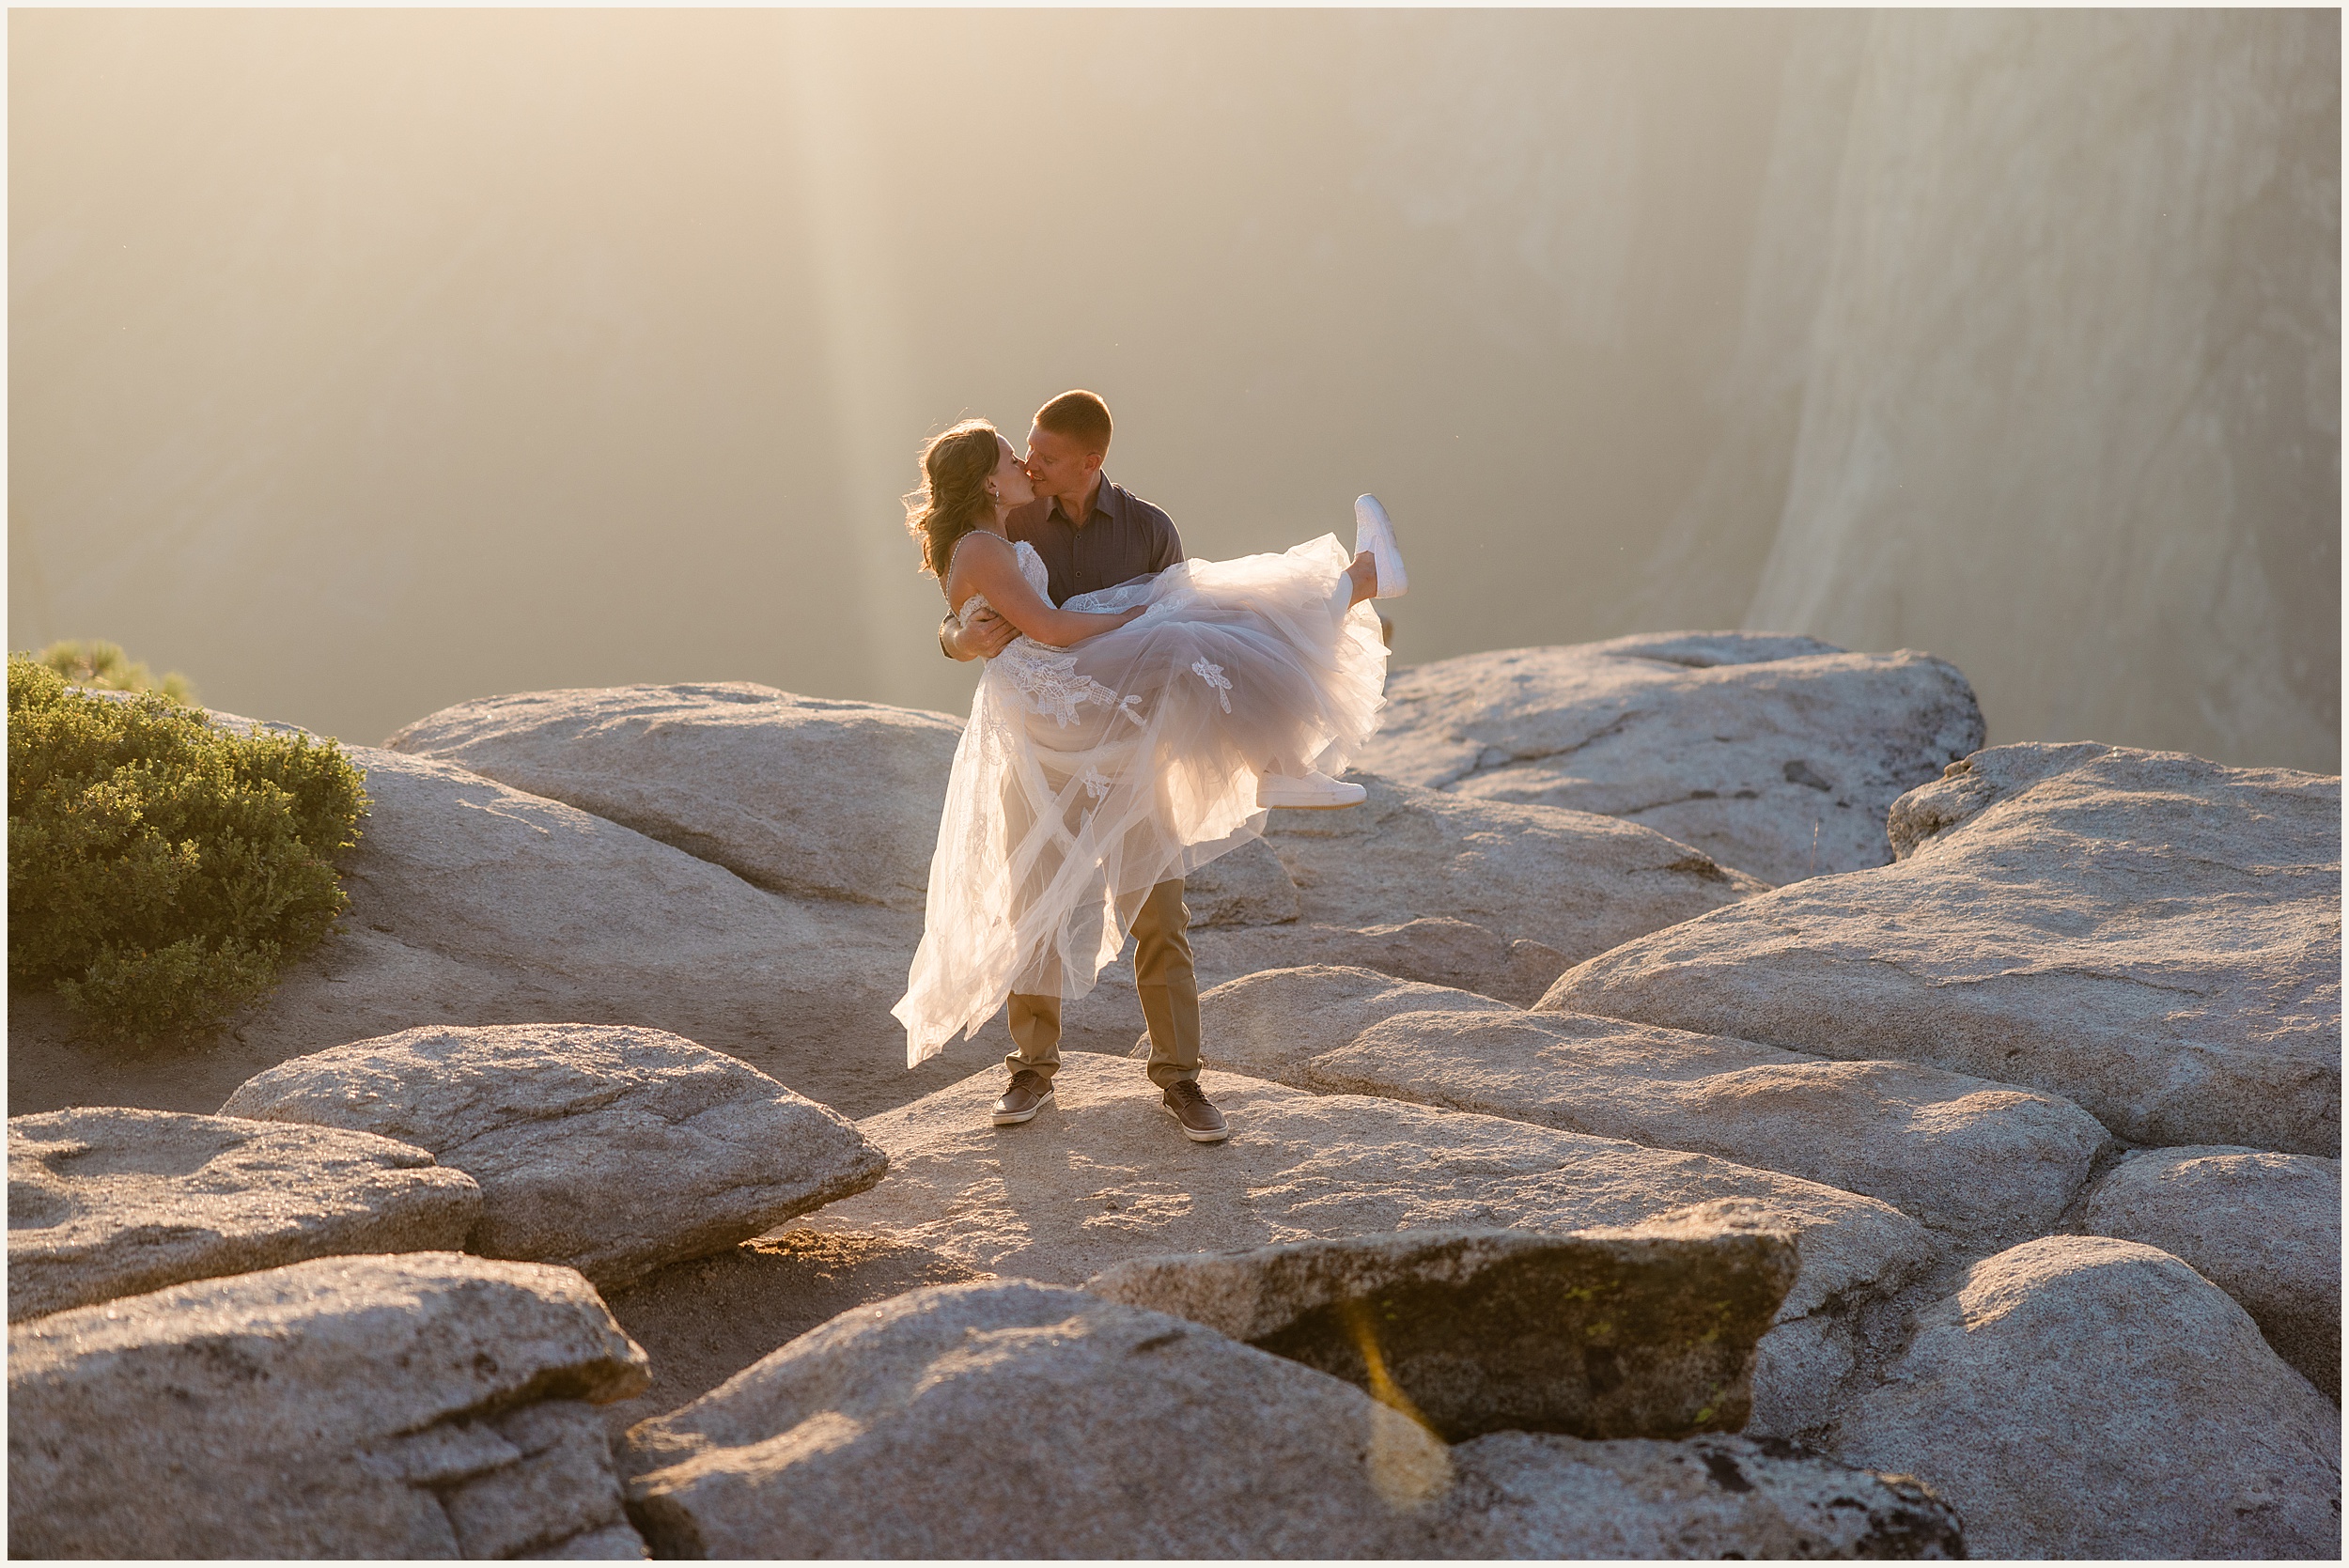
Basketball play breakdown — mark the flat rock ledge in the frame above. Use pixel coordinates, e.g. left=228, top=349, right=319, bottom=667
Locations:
left=1354, top=632, right=1985, bottom=885
left=384, top=682, right=965, bottom=911
left=1836, top=1235, right=2341, bottom=1559
left=8, top=1107, right=480, bottom=1322
left=222, top=1022, right=887, bottom=1289
left=8, top=1251, right=650, bottom=1560
left=619, top=1280, right=1961, bottom=1558
left=1199, top=965, right=2111, bottom=1249
left=2076, top=1144, right=2341, bottom=1393
left=1085, top=1224, right=1797, bottom=1441
left=1257, top=772, right=1767, bottom=967
left=796, top=1055, right=1938, bottom=1435
left=1547, top=742, right=2342, bottom=1155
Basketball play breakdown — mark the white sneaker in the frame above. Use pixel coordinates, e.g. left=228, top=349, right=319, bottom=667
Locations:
left=1354, top=494, right=1409, bottom=599
left=1256, top=769, right=1367, bottom=809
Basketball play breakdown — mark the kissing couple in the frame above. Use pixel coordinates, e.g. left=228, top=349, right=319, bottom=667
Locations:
left=892, top=390, right=1407, bottom=1145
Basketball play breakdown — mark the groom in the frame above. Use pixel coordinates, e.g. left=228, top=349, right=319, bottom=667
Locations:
left=937, top=389, right=1231, bottom=1145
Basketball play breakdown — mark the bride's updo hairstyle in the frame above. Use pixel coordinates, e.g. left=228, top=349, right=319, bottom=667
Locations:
left=905, top=419, right=1004, bottom=580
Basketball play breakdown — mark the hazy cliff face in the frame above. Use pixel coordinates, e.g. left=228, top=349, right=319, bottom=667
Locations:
left=1744, top=9, right=2341, bottom=773
left=8, top=10, right=2337, bottom=770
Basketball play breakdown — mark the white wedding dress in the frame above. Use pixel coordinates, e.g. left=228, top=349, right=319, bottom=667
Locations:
left=894, top=533, right=1388, bottom=1065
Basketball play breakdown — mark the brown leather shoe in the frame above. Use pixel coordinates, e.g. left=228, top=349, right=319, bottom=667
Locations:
left=992, top=1069, right=1053, bottom=1126
left=1161, top=1079, right=1229, bottom=1143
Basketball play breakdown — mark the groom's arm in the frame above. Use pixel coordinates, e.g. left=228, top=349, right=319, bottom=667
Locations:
left=1142, top=500, right=1183, bottom=573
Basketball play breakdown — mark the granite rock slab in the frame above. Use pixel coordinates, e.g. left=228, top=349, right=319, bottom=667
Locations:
left=1836, top=1234, right=2341, bottom=1558
left=1355, top=632, right=1984, bottom=883
left=1086, top=1223, right=1797, bottom=1440
left=1198, top=965, right=2110, bottom=1248
left=8, top=1251, right=650, bottom=1559
left=8, top=1106, right=480, bottom=1321
left=797, top=1056, right=1937, bottom=1433
left=1547, top=743, right=2341, bottom=1154
left=384, top=682, right=964, bottom=910
left=222, top=1022, right=887, bottom=1288
left=2077, top=1144, right=2341, bottom=1392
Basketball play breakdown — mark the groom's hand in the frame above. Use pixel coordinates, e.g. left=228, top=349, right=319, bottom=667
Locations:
left=951, top=605, right=1018, bottom=660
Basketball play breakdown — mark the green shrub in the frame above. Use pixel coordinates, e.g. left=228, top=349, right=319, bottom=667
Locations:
left=33, top=639, right=196, bottom=703
left=8, top=656, right=368, bottom=1047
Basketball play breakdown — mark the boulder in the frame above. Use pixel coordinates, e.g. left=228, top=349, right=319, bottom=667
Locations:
left=220, top=1023, right=887, bottom=1289
left=1196, top=966, right=1518, bottom=1072
left=619, top=1278, right=1961, bottom=1560
left=1546, top=744, right=2342, bottom=1155
left=797, top=1056, right=1938, bottom=1429
left=1194, top=917, right=1572, bottom=1005
left=7, top=1107, right=480, bottom=1322
left=383, top=682, right=964, bottom=911
left=592, top=1228, right=988, bottom=1442
left=1258, top=772, right=1767, bottom=963
left=620, top=1280, right=1457, bottom=1558
left=1355, top=633, right=1985, bottom=883
left=1191, top=967, right=2110, bottom=1249
left=625, top=1277, right=1964, bottom=1559
left=1433, top=1431, right=1963, bottom=1559
left=1051, top=777, right=1766, bottom=1034
left=440, top=1400, right=647, bottom=1560
left=8, top=743, right=966, bottom=1126
left=2077, top=1145, right=2341, bottom=1392
left=8, top=1251, right=650, bottom=1559
left=1835, top=1235, right=2341, bottom=1559
left=1180, top=835, right=1303, bottom=926
left=1085, top=1224, right=1797, bottom=1441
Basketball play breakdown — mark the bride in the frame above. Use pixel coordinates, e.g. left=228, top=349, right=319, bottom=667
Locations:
left=891, top=418, right=1406, bottom=1118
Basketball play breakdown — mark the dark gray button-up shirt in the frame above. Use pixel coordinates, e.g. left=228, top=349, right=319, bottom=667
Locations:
left=1007, top=475, right=1183, bottom=606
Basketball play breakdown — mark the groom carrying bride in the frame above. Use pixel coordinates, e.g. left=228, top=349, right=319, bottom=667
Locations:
left=920, top=389, right=1403, bottom=1145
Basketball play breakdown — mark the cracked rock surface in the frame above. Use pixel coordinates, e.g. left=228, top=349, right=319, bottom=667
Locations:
left=619, top=1279, right=1961, bottom=1559
left=1438, top=1431, right=1963, bottom=1558
left=1548, top=742, right=2341, bottom=1154
left=1835, top=1235, right=2341, bottom=1558
left=8, top=1107, right=480, bottom=1322
left=7, top=1251, right=650, bottom=1559
left=1085, top=1224, right=1797, bottom=1441
left=221, top=1022, right=887, bottom=1288
left=793, top=1055, right=1937, bottom=1429
left=1355, top=632, right=1984, bottom=884
left=1198, top=965, right=2110, bottom=1250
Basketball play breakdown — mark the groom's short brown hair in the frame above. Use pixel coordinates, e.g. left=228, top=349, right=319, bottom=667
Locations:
left=1034, top=390, right=1112, bottom=456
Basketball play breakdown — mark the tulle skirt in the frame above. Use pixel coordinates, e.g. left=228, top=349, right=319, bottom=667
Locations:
left=894, top=534, right=1388, bottom=1065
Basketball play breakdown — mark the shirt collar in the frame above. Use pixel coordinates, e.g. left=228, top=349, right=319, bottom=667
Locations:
left=1050, top=474, right=1121, bottom=527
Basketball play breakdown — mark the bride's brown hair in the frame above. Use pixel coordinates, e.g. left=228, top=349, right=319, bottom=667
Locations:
left=904, top=419, right=1003, bottom=581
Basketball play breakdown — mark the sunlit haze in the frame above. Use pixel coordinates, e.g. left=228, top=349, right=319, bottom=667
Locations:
left=10, top=9, right=2338, bottom=769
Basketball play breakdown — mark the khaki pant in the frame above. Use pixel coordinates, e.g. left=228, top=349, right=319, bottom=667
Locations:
left=1006, top=877, right=1200, bottom=1092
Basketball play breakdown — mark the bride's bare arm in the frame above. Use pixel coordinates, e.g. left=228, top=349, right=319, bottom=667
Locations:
left=950, top=536, right=1142, bottom=647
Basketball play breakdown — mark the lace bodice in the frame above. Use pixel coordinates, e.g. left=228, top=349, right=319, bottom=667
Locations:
left=961, top=540, right=1124, bottom=728
left=952, top=536, right=1050, bottom=627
